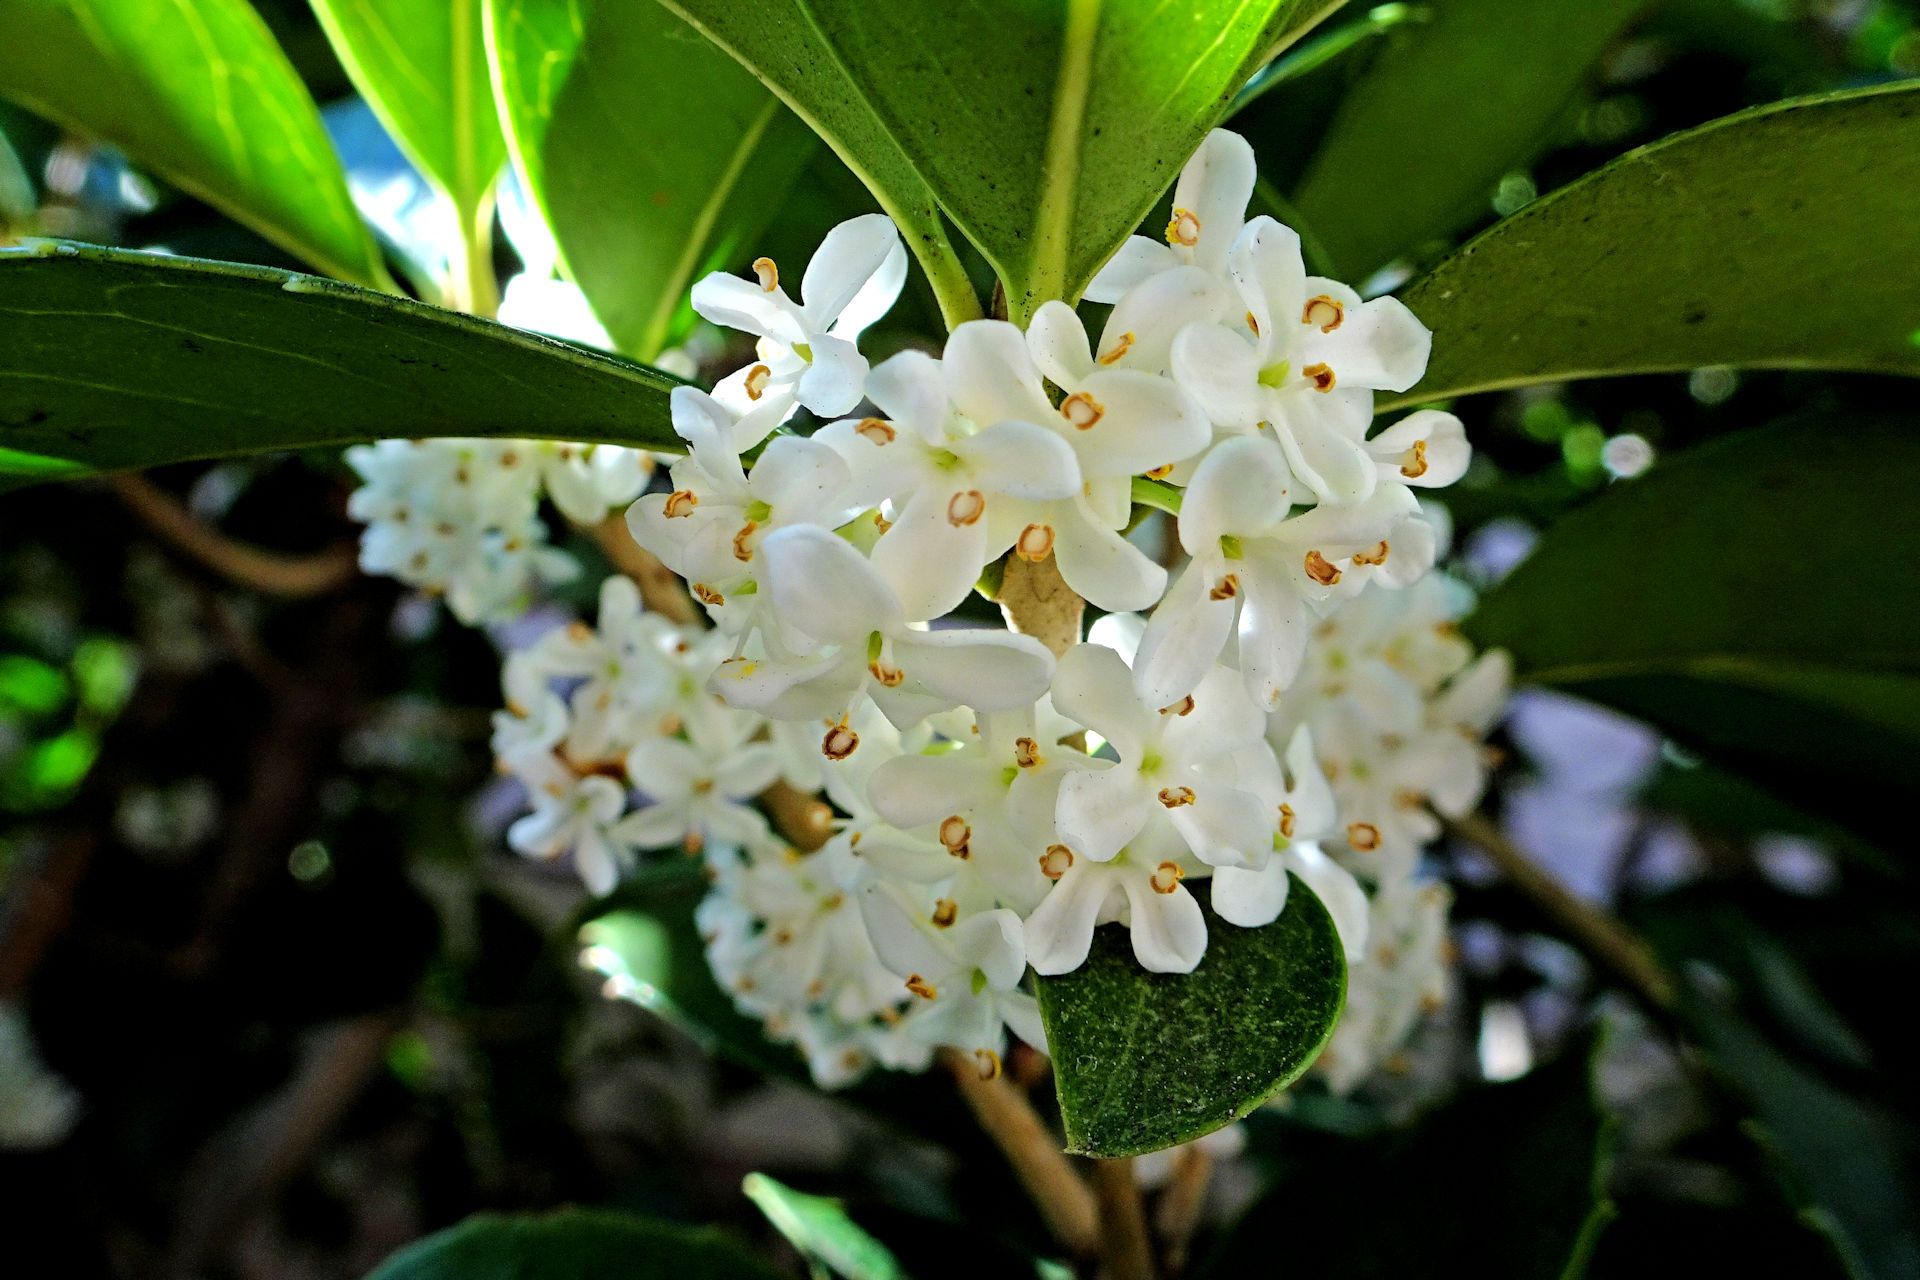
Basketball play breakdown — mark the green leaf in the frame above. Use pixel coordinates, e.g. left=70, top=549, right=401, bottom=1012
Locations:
left=1464, top=414, right=1920, bottom=825
left=364, top=1209, right=786, bottom=1280
left=309, top=0, right=505, bottom=222
left=487, top=0, right=816, bottom=359
left=0, top=241, right=679, bottom=483
left=1196, top=1033, right=1613, bottom=1280
left=0, top=0, right=389, bottom=288
left=1035, top=874, right=1345, bottom=1158
left=1289, top=0, right=1652, bottom=280
left=652, top=0, right=984, bottom=329
left=1387, top=82, right=1920, bottom=408
left=790, top=0, right=1343, bottom=320
left=743, top=1173, right=909, bottom=1280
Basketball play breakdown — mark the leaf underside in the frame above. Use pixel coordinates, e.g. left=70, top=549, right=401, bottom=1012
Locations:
left=1036, top=873, right=1346, bottom=1158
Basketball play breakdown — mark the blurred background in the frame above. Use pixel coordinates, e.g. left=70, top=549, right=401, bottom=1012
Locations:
left=3, top=1, right=1919, bottom=1277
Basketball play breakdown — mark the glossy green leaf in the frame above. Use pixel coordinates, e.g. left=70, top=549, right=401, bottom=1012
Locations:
left=309, top=0, right=506, bottom=223
left=1035, top=874, right=1345, bottom=1158
left=1290, top=0, right=1652, bottom=279
left=743, top=1173, right=908, bottom=1280
left=791, top=0, right=1344, bottom=320
left=1197, top=1034, right=1613, bottom=1280
left=0, top=241, right=679, bottom=483
left=487, top=0, right=816, bottom=359
left=652, top=0, right=983, bottom=329
left=0, top=0, right=388, bottom=287
left=1466, top=415, right=1920, bottom=824
left=1387, top=83, right=1920, bottom=408
left=364, top=1209, right=785, bottom=1280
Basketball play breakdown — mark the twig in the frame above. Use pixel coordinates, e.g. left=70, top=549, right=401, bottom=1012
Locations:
left=1153, top=1145, right=1213, bottom=1276
left=1447, top=811, right=1677, bottom=1013
left=585, top=515, right=699, bottom=625
left=1089, top=1157, right=1157, bottom=1280
left=998, top=552, right=1084, bottom=658
left=762, top=781, right=835, bottom=853
left=940, top=1048, right=1099, bottom=1258
left=111, top=473, right=358, bottom=598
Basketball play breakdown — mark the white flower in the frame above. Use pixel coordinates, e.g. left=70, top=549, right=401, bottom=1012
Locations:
left=1208, top=726, right=1369, bottom=961
left=532, top=441, right=652, bottom=525
left=505, top=754, right=634, bottom=894
left=858, top=881, right=1046, bottom=1062
left=817, top=321, right=1084, bottom=619
left=1085, top=129, right=1258, bottom=301
left=617, top=713, right=782, bottom=851
left=1133, top=435, right=1437, bottom=710
left=691, top=213, right=908, bottom=427
left=1051, top=643, right=1276, bottom=871
left=1024, top=845, right=1209, bottom=975
left=628, top=386, right=855, bottom=630
left=1314, top=877, right=1453, bottom=1095
left=710, top=524, right=1056, bottom=739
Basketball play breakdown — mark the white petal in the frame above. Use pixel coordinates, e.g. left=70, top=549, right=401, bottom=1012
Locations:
left=795, top=333, right=870, bottom=418
left=749, top=435, right=852, bottom=521
left=1300, top=291, right=1431, bottom=393
left=1367, top=410, right=1470, bottom=488
left=1049, top=642, right=1153, bottom=757
left=1069, top=369, right=1212, bottom=477
left=869, top=486, right=992, bottom=622
left=762, top=524, right=903, bottom=644
left=716, top=743, right=784, bottom=799
left=1211, top=861, right=1290, bottom=928
left=1229, top=217, right=1306, bottom=345
left=1284, top=842, right=1370, bottom=962
left=891, top=626, right=1057, bottom=713
left=999, top=991, right=1049, bottom=1052
left=1027, top=300, right=1096, bottom=385
left=625, top=737, right=704, bottom=800
left=951, top=420, right=1082, bottom=498
left=800, top=213, right=902, bottom=330
left=1166, top=784, right=1273, bottom=869
left=1280, top=724, right=1338, bottom=840
left=1178, top=435, right=1295, bottom=552
left=858, top=880, right=949, bottom=979
left=1274, top=406, right=1378, bottom=505
left=830, top=236, right=909, bottom=339
left=1133, top=562, right=1236, bottom=711
left=1172, top=129, right=1257, bottom=276
left=1103, top=266, right=1235, bottom=374
left=1052, top=503, right=1168, bottom=614
left=690, top=271, right=805, bottom=345
left=1118, top=872, right=1208, bottom=973
left=1171, top=324, right=1264, bottom=431
left=943, top=320, right=1054, bottom=428
left=866, top=349, right=953, bottom=440
left=867, top=753, right=1005, bottom=829
left=1235, top=549, right=1311, bottom=708
left=1084, top=235, right=1177, bottom=304
left=1056, top=765, right=1153, bottom=863
left=949, top=908, right=1027, bottom=989
left=1026, top=862, right=1121, bottom=974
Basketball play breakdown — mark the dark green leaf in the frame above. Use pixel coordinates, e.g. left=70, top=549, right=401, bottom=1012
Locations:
left=1465, top=415, right=1920, bottom=819
left=791, top=0, right=1342, bottom=320
left=310, top=0, right=506, bottom=225
left=0, top=0, right=389, bottom=287
left=743, top=1172, right=908, bottom=1280
left=1290, top=0, right=1652, bottom=279
left=487, top=0, right=816, bottom=359
left=1388, top=83, right=1920, bottom=408
left=1198, top=1035, right=1613, bottom=1280
left=364, top=1209, right=786, bottom=1280
left=1035, top=874, right=1345, bottom=1158
left=0, top=241, right=680, bottom=484
left=653, top=0, right=984, bottom=328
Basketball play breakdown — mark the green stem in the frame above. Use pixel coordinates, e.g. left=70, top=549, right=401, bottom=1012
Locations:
left=1131, top=476, right=1184, bottom=516
left=447, top=194, right=500, bottom=319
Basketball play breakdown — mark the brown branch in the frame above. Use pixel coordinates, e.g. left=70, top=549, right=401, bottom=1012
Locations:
left=1153, top=1145, right=1214, bottom=1276
left=1447, top=811, right=1677, bottom=1013
left=111, top=473, right=358, bottom=598
left=585, top=515, right=699, bottom=625
left=941, top=1048, right=1099, bottom=1258
left=998, top=552, right=1084, bottom=658
left=1089, top=1157, right=1157, bottom=1280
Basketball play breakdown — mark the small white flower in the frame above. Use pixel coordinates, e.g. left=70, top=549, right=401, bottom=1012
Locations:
left=1024, top=845, right=1208, bottom=975
left=1084, top=129, right=1259, bottom=301
left=506, top=755, right=634, bottom=894
left=617, top=714, right=782, bottom=851
left=858, top=881, right=1046, bottom=1059
left=691, top=213, right=908, bottom=427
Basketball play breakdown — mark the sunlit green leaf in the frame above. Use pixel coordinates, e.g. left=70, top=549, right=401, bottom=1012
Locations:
left=1289, top=0, right=1652, bottom=279
left=1035, top=875, right=1345, bottom=1157
left=0, top=655, right=69, bottom=716
left=364, top=1209, right=786, bottom=1280
left=788, top=0, right=1343, bottom=319
left=0, top=0, right=389, bottom=287
left=743, top=1173, right=908, bottom=1280
left=1197, top=1033, right=1613, bottom=1279
left=0, top=241, right=681, bottom=484
left=1466, top=414, right=1920, bottom=833
left=487, top=0, right=815, bottom=358
left=1388, top=83, right=1920, bottom=407
left=309, top=0, right=505, bottom=225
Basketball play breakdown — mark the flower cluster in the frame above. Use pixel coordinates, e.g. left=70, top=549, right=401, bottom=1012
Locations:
left=347, top=438, right=650, bottom=624
left=381, top=127, right=1509, bottom=1089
